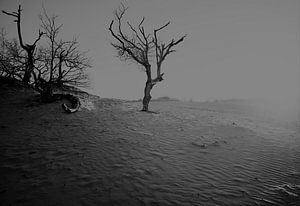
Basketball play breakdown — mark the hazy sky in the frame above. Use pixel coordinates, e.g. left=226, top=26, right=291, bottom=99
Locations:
left=1, top=0, right=299, bottom=101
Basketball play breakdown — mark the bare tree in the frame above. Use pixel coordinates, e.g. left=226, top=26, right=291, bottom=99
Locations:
left=2, top=5, right=44, bottom=84
left=0, top=28, right=25, bottom=79
left=53, top=37, right=91, bottom=87
left=34, top=8, right=91, bottom=102
left=109, top=5, right=186, bottom=111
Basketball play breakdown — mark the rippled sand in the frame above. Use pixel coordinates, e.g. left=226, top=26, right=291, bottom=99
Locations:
left=0, top=85, right=299, bottom=205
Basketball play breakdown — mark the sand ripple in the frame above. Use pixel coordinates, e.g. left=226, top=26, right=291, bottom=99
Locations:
left=0, top=92, right=299, bottom=205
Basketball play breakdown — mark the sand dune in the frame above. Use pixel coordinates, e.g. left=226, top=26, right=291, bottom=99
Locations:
left=0, top=83, right=299, bottom=205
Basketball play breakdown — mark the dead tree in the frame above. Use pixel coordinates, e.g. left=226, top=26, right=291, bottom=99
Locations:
left=54, top=37, right=91, bottom=87
left=0, top=28, right=25, bottom=79
left=109, top=5, right=186, bottom=111
left=36, top=8, right=91, bottom=101
left=2, top=5, right=44, bottom=84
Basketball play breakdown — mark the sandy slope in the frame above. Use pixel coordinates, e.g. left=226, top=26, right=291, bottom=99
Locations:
left=0, top=82, right=299, bottom=206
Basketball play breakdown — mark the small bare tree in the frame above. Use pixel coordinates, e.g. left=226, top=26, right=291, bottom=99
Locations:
left=0, top=28, right=25, bottom=79
left=109, top=5, right=186, bottom=111
left=34, top=8, right=91, bottom=101
left=2, top=5, right=44, bottom=84
left=53, top=37, right=91, bottom=88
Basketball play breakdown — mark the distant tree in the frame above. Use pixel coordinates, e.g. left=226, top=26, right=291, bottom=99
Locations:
left=34, top=8, right=92, bottom=102
left=2, top=5, right=44, bottom=84
left=109, top=5, right=186, bottom=111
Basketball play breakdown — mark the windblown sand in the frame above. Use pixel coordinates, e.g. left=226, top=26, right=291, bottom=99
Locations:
left=0, top=84, right=299, bottom=205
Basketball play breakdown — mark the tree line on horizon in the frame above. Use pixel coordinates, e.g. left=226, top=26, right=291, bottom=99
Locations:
left=1, top=4, right=185, bottom=112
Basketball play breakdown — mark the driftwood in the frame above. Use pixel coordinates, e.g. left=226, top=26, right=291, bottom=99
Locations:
left=34, top=79, right=81, bottom=113
left=60, top=94, right=80, bottom=113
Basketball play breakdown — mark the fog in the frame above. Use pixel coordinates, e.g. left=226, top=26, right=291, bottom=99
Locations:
left=245, top=97, right=300, bottom=123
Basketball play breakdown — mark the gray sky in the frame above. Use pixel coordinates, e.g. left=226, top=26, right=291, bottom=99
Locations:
left=1, top=0, right=299, bottom=101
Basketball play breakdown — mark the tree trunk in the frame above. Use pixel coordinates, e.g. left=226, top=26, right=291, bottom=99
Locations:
left=40, top=83, right=54, bottom=102
left=142, top=65, right=153, bottom=112
left=142, top=80, right=153, bottom=111
left=22, top=50, right=34, bottom=84
left=57, top=54, right=64, bottom=87
left=37, top=79, right=54, bottom=103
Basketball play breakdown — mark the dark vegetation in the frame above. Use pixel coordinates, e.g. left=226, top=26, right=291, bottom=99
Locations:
left=0, top=76, right=88, bottom=113
left=1, top=5, right=91, bottom=112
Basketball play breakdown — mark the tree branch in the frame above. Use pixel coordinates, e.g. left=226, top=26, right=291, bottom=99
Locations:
left=109, top=4, right=186, bottom=87
left=33, top=29, right=44, bottom=46
left=153, top=21, right=186, bottom=78
left=2, top=10, right=18, bottom=18
left=109, top=19, right=145, bottom=65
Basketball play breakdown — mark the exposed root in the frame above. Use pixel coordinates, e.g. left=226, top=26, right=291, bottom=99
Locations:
left=59, top=94, right=81, bottom=113
left=140, top=110, right=159, bottom=114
